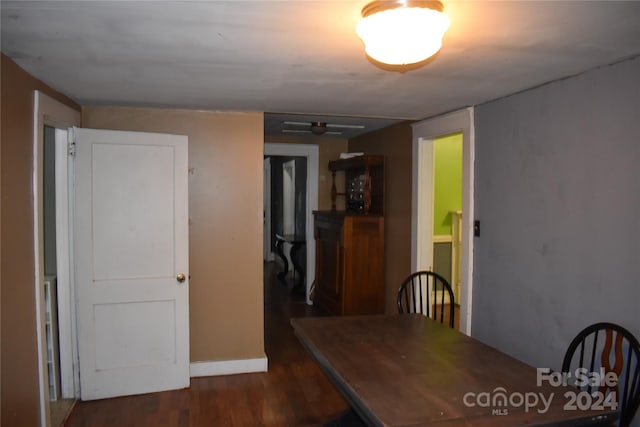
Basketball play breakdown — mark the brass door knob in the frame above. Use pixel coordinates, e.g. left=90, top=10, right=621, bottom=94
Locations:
left=176, top=273, right=186, bottom=283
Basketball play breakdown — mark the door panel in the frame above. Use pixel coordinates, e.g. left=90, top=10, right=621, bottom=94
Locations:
left=91, top=143, right=175, bottom=280
left=94, top=300, right=175, bottom=370
left=75, top=128, right=189, bottom=400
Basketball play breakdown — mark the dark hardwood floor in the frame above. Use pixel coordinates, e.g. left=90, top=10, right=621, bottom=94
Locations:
left=65, top=262, right=347, bottom=426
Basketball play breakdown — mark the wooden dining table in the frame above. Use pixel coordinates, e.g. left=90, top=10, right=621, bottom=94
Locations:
left=291, top=315, right=619, bottom=427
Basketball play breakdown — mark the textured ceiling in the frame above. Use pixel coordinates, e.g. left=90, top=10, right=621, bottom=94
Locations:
left=2, top=1, right=640, bottom=138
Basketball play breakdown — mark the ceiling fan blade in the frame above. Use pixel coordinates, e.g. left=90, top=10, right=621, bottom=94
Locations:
left=283, top=121, right=311, bottom=126
left=283, top=121, right=365, bottom=130
left=282, top=129, right=343, bottom=135
left=325, top=123, right=366, bottom=129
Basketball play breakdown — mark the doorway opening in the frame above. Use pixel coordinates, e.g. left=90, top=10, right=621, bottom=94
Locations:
left=419, top=133, right=463, bottom=329
left=411, top=108, right=475, bottom=335
left=43, top=126, right=76, bottom=426
left=263, top=143, right=319, bottom=304
left=265, top=156, right=307, bottom=281
left=33, top=91, right=81, bottom=427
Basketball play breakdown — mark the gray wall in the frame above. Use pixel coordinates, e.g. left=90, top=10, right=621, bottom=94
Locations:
left=473, top=56, right=640, bottom=379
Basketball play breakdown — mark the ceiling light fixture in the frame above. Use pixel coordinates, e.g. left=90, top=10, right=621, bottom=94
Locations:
left=356, top=0, right=450, bottom=66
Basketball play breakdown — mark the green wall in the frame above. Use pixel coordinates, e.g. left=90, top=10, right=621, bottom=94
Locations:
left=433, top=133, right=463, bottom=235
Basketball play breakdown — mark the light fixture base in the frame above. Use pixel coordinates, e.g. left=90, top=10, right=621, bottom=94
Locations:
left=361, top=0, right=444, bottom=18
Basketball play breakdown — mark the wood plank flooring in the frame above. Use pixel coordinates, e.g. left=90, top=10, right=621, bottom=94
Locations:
left=65, top=262, right=347, bottom=426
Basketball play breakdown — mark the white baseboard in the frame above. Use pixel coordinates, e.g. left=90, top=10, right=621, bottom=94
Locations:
left=189, top=356, right=268, bottom=378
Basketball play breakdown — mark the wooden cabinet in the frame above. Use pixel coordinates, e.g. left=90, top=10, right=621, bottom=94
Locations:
left=313, top=212, right=385, bottom=315
left=330, top=155, right=384, bottom=215
left=314, top=154, right=386, bottom=315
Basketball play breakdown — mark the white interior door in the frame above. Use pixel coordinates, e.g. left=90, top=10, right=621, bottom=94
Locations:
left=282, top=159, right=295, bottom=235
left=416, top=138, right=435, bottom=272
left=74, top=127, right=189, bottom=400
left=282, top=160, right=296, bottom=268
left=263, top=157, right=272, bottom=261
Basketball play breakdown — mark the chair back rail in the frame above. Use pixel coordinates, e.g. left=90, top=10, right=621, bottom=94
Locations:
left=397, top=271, right=455, bottom=328
left=562, top=322, right=640, bottom=427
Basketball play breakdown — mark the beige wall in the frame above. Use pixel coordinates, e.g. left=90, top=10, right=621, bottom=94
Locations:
left=349, top=122, right=414, bottom=314
left=0, top=51, right=396, bottom=425
left=1, top=54, right=81, bottom=427
left=83, top=107, right=265, bottom=362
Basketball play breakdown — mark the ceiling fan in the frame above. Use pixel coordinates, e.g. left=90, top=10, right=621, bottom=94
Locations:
left=282, top=121, right=365, bottom=136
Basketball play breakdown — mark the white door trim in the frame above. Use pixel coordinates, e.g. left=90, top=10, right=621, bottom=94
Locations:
left=33, top=91, right=81, bottom=426
left=411, top=107, right=475, bottom=335
left=54, top=129, right=79, bottom=399
left=264, top=143, right=319, bottom=305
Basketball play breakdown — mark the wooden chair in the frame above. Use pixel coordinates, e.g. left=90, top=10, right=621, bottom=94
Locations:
left=396, top=271, right=455, bottom=328
left=562, top=322, right=640, bottom=427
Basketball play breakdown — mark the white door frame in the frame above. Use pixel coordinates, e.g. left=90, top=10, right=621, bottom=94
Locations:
left=54, top=129, right=79, bottom=400
left=264, top=143, right=318, bottom=305
left=411, top=107, right=475, bottom=335
left=33, top=91, right=81, bottom=426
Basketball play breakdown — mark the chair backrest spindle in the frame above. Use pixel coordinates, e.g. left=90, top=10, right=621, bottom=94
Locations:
left=397, top=271, right=455, bottom=329
left=562, top=322, right=640, bottom=427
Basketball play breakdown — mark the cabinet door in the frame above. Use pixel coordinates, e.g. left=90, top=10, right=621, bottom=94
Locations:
left=342, top=216, right=385, bottom=315
left=314, top=218, right=344, bottom=314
